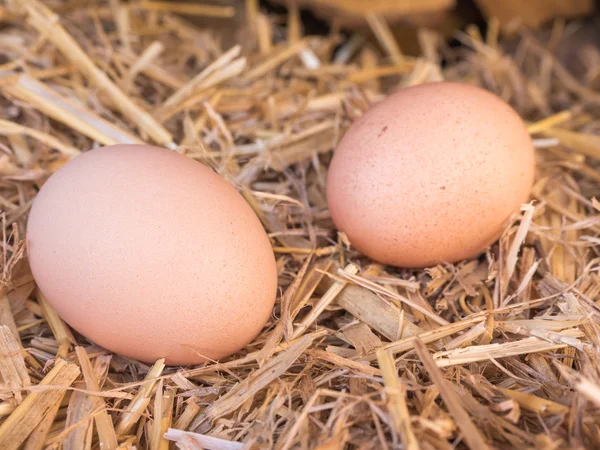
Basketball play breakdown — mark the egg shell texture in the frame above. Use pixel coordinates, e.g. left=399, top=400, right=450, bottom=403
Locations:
left=326, top=82, right=536, bottom=268
left=27, top=144, right=278, bottom=365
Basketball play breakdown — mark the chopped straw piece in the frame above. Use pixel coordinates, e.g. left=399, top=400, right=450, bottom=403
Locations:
left=0, top=119, right=80, bottom=156
left=23, top=0, right=174, bottom=148
left=134, top=1, right=236, bottom=18
left=414, top=338, right=490, bottom=450
left=62, top=355, right=112, bottom=450
left=4, top=76, right=144, bottom=146
left=164, top=428, right=243, bottom=449
left=434, top=330, right=583, bottom=367
left=191, top=335, right=313, bottom=428
left=75, top=347, right=118, bottom=449
left=365, top=13, right=404, bottom=64
left=115, top=358, right=166, bottom=435
left=377, top=348, right=418, bottom=450
left=0, top=359, right=80, bottom=450
left=496, top=388, right=568, bottom=416
left=244, top=39, right=308, bottom=80
left=23, top=394, right=62, bottom=450
left=0, top=325, right=30, bottom=404
left=36, top=289, right=75, bottom=357
left=291, top=263, right=358, bottom=339
left=148, top=380, right=174, bottom=450
left=0, top=290, right=20, bottom=346
left=156, top=45, right=245, bottom=120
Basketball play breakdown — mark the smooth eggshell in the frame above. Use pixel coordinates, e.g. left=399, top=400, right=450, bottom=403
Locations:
left=27, top=144, right=278, bottom=365
left=326, top=82, right=536, bottom=268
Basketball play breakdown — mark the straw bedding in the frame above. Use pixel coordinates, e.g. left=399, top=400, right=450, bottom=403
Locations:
left=0, top=1, right=600, bottom=449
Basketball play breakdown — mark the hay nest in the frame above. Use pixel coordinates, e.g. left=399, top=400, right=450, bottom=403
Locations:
left=0, top=1, right=600, bottom=449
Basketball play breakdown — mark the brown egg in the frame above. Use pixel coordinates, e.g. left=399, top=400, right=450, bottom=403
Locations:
left=27, top=144, right=277, bottom=365
left=326, top=82, right=535, bottom=268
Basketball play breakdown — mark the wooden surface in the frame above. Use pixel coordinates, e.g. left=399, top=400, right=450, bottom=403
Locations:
left=295, top=0, right=455, bottom=16
left=474, top=0, right=594, bottom=28
left=271, top=0, right=456, bottom=27
left=270, top=0, right=594, bottom=30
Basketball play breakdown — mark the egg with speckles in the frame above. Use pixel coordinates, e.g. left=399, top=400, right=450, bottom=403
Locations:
left=326, top=81, right=536, bottom=268
left=27, top=144, right=278, bottom=365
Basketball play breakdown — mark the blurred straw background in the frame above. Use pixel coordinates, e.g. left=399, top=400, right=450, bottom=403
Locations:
left=1, top=0, right=600, bottom=448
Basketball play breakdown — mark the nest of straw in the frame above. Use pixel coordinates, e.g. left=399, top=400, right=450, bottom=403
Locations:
left=1, top=0, right=600, bottom=449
